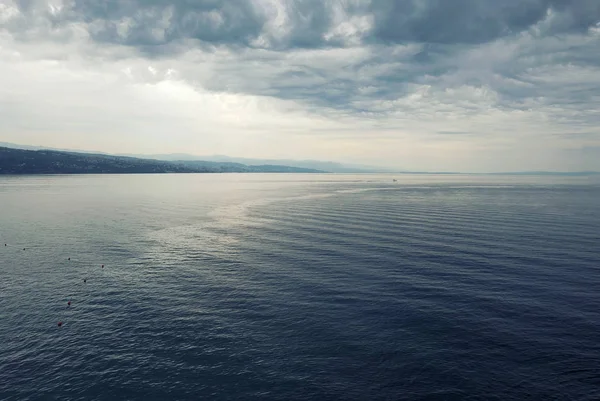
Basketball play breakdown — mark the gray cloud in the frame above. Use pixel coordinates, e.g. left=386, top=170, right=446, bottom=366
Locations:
left=1, top=0, right=599, bottom=171
left=78, top=0, right=266, bottom=47
left=369, top=0, right=600, bottom=45
left=3, top=0, right=599, bottom=50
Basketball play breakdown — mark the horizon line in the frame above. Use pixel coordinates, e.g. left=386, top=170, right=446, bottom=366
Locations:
left=1, top=142, right=598, bottom=176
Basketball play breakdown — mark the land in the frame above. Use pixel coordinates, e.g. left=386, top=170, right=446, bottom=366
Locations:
left=0, top=142, right=386, bottom=173
left=0, top=147, right=325, bottom=174
left=124, top=154, right=389, bottom=173
left=1, top=142, right=598, bottom=176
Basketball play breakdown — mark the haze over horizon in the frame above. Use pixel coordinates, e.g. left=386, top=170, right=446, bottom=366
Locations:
left=1, top=1, right=599, bottom=172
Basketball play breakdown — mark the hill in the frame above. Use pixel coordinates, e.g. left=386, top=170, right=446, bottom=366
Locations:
left=0, top=141, right=388, bottom=173
left=0, top=147, right=325, bottom=174
left=138, top=154, right=389, bottom=173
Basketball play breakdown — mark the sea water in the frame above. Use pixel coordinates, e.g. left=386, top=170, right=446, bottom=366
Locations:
left=1, top=174, right=599, bottom=400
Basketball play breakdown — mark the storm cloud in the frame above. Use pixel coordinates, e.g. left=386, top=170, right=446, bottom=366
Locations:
left=1, top=0, right=599, bottom=171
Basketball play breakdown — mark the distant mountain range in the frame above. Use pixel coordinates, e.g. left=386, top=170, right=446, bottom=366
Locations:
left=0, top=142, right=598, bottom=175
left=124, top=153, right=391, bottom=173
left=0, top=146, right=324, bottom=174
left=0, top=142, right=387, bottom=173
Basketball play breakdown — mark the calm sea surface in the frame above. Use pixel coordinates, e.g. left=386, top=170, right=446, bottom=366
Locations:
left=1, top=174, right=599, bottom=401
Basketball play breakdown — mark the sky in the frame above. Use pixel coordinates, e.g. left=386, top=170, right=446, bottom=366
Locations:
left=0, top=0, right=599, bottom=172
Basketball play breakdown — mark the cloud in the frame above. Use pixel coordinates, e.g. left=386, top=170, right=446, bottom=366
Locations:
left=369, top=0, right=600, bottom=45
left=5, top=0, right=600, bottom=49
left=1, top=0, right=599, bottom=171
left=5, top=0, right=599, bottom=49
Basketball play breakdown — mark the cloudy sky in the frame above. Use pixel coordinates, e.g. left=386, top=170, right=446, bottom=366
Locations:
left=1, top=0, right=599, bottom=171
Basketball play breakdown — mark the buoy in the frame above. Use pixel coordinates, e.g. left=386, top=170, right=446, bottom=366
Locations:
left=84, top=279, right=87, bottom=283
left=102, top=264, right=104, bottom=268
left=67, top=301, right=71, bottom=306
left=68, top=258, right=70, bottom=261
left=23, top=248, right=26, bottom=250
left=58, top=322, right=63, bottom=327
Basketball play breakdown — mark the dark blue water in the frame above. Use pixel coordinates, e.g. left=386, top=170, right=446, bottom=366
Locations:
left=1, top=174, right=599, bottom=400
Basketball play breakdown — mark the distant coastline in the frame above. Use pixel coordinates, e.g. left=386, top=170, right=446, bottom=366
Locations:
left=0, top=147, right=325, bottom=175
left=0, top=144, right=598, bottom=176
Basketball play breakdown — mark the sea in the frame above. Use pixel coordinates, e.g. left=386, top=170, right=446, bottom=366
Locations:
left=0, top=173, right=599, bottom=401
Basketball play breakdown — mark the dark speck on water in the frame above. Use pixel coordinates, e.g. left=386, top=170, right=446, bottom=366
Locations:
left=1, top=174, right=599, bottom=401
